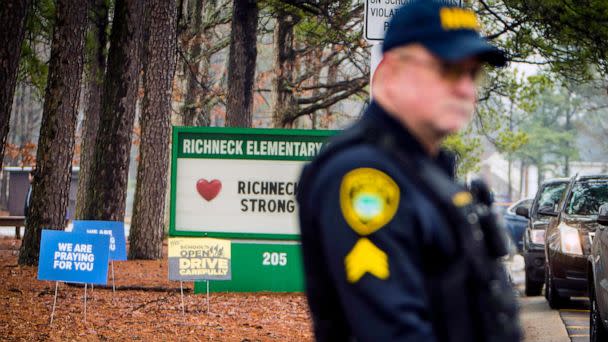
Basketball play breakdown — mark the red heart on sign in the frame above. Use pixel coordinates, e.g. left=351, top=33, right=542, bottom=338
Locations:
left=196, top=179, right=222, bottom=201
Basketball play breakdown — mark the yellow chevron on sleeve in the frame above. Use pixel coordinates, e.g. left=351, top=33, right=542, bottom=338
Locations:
left=345, top=238, right=390, bottom=283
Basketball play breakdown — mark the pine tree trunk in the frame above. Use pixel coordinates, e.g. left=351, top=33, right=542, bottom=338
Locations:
left=18, top=0, right=88, bottom=265
left=0, top=0, right=31, bottom=164
left=80, top=0, right=144, bottom=222
left=308, top=49, right=321, bottom=129
left=518, top=160, right=525, bottom=199
left=564, top=110, right=572, bottom=176
left=323, top=53, right=339, bottom=128
left=507, top=156, right=512, bottom=201
left=225, top=0, right=258, bottom=128
left=272, top=13, right=299, bottom=128
left=181, top=0, right=208, bottom=127
left=75, top=0, right=110, bottom=219
left=129, top=0, right=178, bottom=259
left=0, top=171, right=8, bottom=210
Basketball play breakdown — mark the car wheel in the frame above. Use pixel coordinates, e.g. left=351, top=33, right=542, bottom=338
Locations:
left=545, top=264, right=567, bottom=309
left=590, top=283, right=608, bottom=342
left=525, top=271, right=543, bottom=296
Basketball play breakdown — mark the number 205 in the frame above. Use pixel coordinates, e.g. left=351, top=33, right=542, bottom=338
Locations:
left=262, top=252, right=287, bottom=266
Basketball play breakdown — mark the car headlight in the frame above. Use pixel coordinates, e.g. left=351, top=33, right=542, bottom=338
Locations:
left=559, top=222, right=582, bottom=255
left=530, top=229, right=545, bottom=245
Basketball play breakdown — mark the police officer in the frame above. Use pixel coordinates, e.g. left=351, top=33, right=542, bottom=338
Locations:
left=297, top=1, right=520, bottom=341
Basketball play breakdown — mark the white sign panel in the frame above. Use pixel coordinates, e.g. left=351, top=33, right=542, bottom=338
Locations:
left=175, top=158, right=303, bottom=235
left=170, top=127, right=335, bottom=240
left=365, top=0, right=411, bottom=41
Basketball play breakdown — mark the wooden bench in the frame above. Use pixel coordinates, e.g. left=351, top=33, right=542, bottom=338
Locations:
left=0, top=216, right=25, bottom=239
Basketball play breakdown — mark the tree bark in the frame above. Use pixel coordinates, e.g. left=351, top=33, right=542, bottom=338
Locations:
left=80, top=0, right=144, bottom=222
left=225, top=0, right=258, bottom=128
left=272, top=12, right=299, bottom=128
left=129, top=0, right=178, bottom=259
left=75, top=0, right=110, bottom=219
left=18, top=0, right=88, bottom=265
left=507, top=156, right=512, bottom=201
left=518, top=160, right=524, bottom=199
left=322, top=58, right=339, bottom=127
left=0, top=0, right=31, bottom=164
left=563, top=109, right=572, bottom=176
left=181, top=0, right=209, bottom=127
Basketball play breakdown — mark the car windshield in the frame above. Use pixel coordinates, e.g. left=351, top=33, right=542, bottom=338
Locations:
left=534, top=182, right=567, bottom=215
left=565, top=180, right=608, bottom=216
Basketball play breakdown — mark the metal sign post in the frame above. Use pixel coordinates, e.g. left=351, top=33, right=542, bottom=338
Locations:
left=365, top=0, right=402, bottom=98
left=49, top=282, right=59, bottom=325
left=111, top=261, right=115, bottom=293
left=84, top=284, right=88, bottom=322
left=370, top=43, right=384, bottom=98
left=206, top=280, right=210, bottom=314
left=180, top=281, right=185, bottom=315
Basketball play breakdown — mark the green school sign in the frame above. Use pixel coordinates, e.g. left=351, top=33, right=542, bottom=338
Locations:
left=170, top=126, right=335, bottom=292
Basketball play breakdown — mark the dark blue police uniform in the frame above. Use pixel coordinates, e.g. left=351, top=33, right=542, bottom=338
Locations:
left=297, top=1, right=520, bottom=340
left=297, top=102, right=520, bottom=341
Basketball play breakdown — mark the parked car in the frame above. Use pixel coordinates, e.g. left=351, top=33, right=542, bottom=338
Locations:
left=502, top=198, right=533, bottom=253
left=543, top=175, right=608, bottom=309
left=516, top=178, right=570, bottom=296
left=587, top=204, right=608, bottom=341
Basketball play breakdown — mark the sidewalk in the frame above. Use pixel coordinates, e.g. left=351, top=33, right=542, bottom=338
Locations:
left=520, top=296, right=570, bottom=342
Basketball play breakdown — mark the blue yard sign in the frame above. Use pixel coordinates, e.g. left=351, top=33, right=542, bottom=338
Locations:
left=72, top=220, right=127, bottom=261
left=38, top=230, right=110, bottom=285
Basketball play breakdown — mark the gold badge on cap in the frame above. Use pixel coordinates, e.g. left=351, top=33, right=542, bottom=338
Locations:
left=340, top=168, right=400, bottom=236
left=440, top=7, right=480, bottom=31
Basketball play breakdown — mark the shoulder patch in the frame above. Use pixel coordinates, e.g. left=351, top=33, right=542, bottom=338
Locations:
left=340, top=168, right=400, bottom=236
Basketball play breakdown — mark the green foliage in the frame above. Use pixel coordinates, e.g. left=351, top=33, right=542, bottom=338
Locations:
left=476, top=70, right=552, bottom=159
left=262, top=0, right=363, bottom=48
left=515, top=122, right=578, bottom=177
left=513, top=86, right=581, bottom=177
left=443, top=132, right=482, bottom=177
left=293, top=0, right=359, bottom=44
left=84, top=0, right=112, bottom=83
left=499, top=0, right=608, bottom=79
left=27, top=0, right=55, bottom=38
left=495, top=130, right=528, bottom=155
left=18, top=42, right=48, bottom=97
left=579, top=110, right=608, bottom=157
left=18, top=0, right=55, bottom=97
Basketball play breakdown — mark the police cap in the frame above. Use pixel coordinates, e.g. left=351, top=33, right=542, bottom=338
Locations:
left=383, top=0, right=507, bottom=67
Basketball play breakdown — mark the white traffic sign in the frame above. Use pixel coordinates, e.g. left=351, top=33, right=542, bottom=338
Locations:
left=364, top=0, right=412, bottom=41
